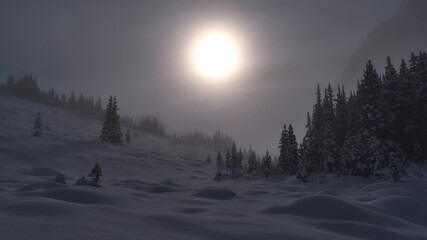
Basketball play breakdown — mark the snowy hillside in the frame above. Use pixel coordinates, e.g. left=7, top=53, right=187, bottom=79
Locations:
left=1, top=93, right=427, bottom=240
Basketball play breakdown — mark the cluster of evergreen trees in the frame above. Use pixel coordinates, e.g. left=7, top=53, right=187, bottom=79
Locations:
left=281, top=51, right=427, bottom=181
left=172, top=130, right=234, bottom=152
left=121, top=116, right=166, bottom=137
left=0, top=74, right=167, bottom=137
left=211, top=51, right=426, bottom=182
left=213, top=143, right=277, bottom=178
left=0, top=74, right=104, bottom=119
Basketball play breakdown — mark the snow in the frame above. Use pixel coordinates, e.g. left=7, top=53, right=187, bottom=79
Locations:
left=1, top=93, right=427, bottom=240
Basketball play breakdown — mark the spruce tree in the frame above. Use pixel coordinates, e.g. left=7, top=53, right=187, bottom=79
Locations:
left=261, top=150, right=272, bottom=177
left=322, top=84, right=339, bottom=172
left=278, top=124, right=288, bottom=174
left=248, top=150, right=258, bottom=174
left=216, top=150, right=224, bottom=171
left=100, top=96, right=123, bottom=144
left=237, top=148, right=244, bottom=169
left=88, top=162, right=102, bottom=186
left=357, top=61, right=398, bottom=177
left=225, top=149, right=232, bottom=173
left=205, top=154, right=212, bottom=164
left=125, top=129, right=131, bottom=144
left=230, top=142, right=238, bottom=173
left=335, top=85, right=348, bottom=149
left=311, top=83, right=324, bottom=171
left=33, top=112, right=42, bottom=137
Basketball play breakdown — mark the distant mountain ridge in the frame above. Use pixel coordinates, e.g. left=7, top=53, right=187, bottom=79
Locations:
left=339, top=0, right=427, bottom=89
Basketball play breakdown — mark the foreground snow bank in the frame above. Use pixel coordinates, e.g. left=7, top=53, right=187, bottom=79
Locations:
left=1, top=94, right=427, bottom=240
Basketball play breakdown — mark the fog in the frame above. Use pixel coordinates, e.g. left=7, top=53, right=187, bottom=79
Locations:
left=0, top=0, right=402, bottom=155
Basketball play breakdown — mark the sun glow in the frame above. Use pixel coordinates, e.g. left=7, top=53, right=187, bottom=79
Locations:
left=188, top=25, right=244, bottom=82
left=195, top=35, right=237, bottom=78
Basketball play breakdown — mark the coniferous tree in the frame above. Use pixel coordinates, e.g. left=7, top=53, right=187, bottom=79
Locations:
left=225, top=149, right=232, bottom=173
left=322, top=84, right=339, bottom=172
left=33, top=112, right=42, bottom=137
left=100, top=96, right=123, bottom=144
left=205, top=154, right=212, bottom=164
left=261, top=150, right=272, bottom=177
left=311, top=83, right=324, bottom=171
left=125, top=129, right=131, bottom=144
left=237, top=148, right=244, bottom=170
left=88, top=162, right=102, bottom=186
left=335, top=85, right=348, bottom=149
left=216, top=150, right=224, bottom=171
left=230, top=142, right=238, bottom=173
left=278, top=124, right=288, bottom=174
left=68, top=91, right=77, bottom=111
left=248, top=150, right=258, bottom=174
left=356, top=61, right=399, bottom=177
left=297, top=140, right=309, bottom=182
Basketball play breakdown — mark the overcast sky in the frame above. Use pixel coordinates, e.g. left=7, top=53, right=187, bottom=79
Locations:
left=0, top=0, right=402, bottom=155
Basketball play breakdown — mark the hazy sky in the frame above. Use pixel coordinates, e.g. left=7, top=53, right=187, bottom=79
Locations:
left=0, top=0, right=402, bottom=155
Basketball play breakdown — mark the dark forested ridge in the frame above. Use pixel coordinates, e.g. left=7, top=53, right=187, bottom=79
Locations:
left=215, top=51, right=426, bottom=182
left=0, top=75, right=234, bottom=151
left=289, top=51, right=427, bottom=181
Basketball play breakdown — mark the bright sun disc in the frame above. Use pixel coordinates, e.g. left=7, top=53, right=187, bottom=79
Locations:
left=195, top=35, right=237, bottom=78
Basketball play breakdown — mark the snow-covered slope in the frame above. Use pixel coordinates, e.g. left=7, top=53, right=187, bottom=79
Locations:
left=1, top=94, right=427, bottom=240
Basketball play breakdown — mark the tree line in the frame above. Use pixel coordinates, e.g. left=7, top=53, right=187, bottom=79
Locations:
left=213, top=51, right=426, bottom=182
left=1, top=74, right=234, bottom=150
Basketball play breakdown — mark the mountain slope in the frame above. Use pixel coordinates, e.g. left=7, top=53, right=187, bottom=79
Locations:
left=339, top=0, right=427, bottom=89
left=0, top=93, right=427, bottom=240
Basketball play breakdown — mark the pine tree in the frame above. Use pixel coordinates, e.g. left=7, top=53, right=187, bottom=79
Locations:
left=205, top=154, right=212, bottom=164
left=278, top=124, right=287, bottom=174
left=297, top=141, right=309, bottom=182
left=237, top=148, right=244, bottom=169
left=125, top=129, right=131, bottom=144
left=68, top=91, right=77, bottom=111
left=33, top=112, right=42, bottom=137
left=356, top=61, right=398, bottom=177
left=322, top=84, right=339, bottom=172
left=225, top=149, right=232, bottom=173
left=88, top=162, right=102, bottom=186
left=311, top=83, right=324, bottom=171
left=216, top=150, right=224, bottom=171
left=335, top=85, right=348, bottom=149
left=230, top=142, right=239, bottom=173
left=248, top=150, right=258, bottom=174
left=261, top=150, right=272, bottom=177
left=100, top=96, right=123, bottom=143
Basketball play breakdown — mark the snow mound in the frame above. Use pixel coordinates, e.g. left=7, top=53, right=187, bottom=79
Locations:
left=20, top=168, right=58, bottom=176
left=15, top=181, right=65, bottom=192
left=74, top=176, right=93, bottom=186
left=146, top=186, right=179, bottom=193
left=261, top=195, right=402, bottom=227
left=192, top=188, right=236, bottom=200
left=18, top=187, right=137, bottom=207
left=52, top=173, right=66, bottom=184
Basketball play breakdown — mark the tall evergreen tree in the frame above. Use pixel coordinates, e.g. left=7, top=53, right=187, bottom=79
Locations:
left=216, top=150, right=224, bottom=171
left=248, top=150, right=258, bottom=174
left=311, top=83, right=324, bottom=171
left=335, top=85, right=348, bottom=149
left=125, top=129, right=131, bottom=144
left=261, top=150, right=272, bottom=177
left=230, top=142, right=239, bottom=172
left=88, top=162, right=102, bottom=186
left=322, top=84, right=339, bottom=172
left=33, top=112, right=42, bottom=137
left=100, top=96, right=123, bottom=144
left=225, top=149, right=232, bottom=172
left=278, top=124, right=288, bottom=173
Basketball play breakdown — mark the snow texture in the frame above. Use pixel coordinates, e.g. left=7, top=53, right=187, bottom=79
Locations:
left=0, top=94, right=426, bottom=240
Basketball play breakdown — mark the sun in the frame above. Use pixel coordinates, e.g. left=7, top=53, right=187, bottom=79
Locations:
left=194, top=34, right=238, bottom=78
